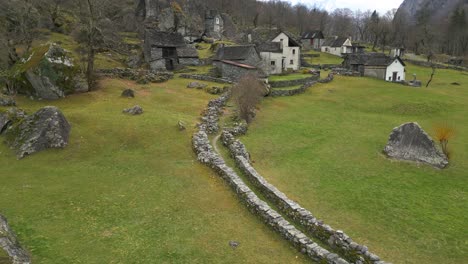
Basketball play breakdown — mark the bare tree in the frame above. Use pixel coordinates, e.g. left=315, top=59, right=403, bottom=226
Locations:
left=232, top=73, right=265, bottom=123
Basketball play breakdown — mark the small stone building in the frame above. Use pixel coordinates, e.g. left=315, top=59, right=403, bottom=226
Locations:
left=301, top=30, right=324, bottom=50
left=213, top=45, right=264, bottom=80
left=144, top=30, right=200, bottom=71
left=343, top=53, right=406, bottom=82
left=204, top=10, right=224, bottom=39
left=321, top=37, right=352, bottom=57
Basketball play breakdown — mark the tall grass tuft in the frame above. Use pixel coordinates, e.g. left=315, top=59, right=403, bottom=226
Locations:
left=434, top=123, right=455, bottom=159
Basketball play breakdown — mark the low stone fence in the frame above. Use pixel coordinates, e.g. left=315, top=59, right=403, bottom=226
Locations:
left=192, top=94, right=349, bottom=264
left=269, top=74, right=319, bottom=88
left=270, top=81, right=317, bottom=97
left=0, top=214, right=31, bottom=264
left=331, top=68, right=361, bottom=77
left=180, top=74, right=233, bottom=84
left=318, top=73, right=335, bottom=83
left=96, top=68, right=174, bottom=83
left=310, top=64, right=343, bottom=70
left=404, top=59, right=468, bottom=71
left=302, top=54, right=321, bottom=58
left=221, top=129, right=389, bottom=264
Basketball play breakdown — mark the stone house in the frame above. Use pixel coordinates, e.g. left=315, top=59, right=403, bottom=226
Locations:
left=259, top=32, right=301, bottom=75
left=321, top=37, right=352, bottom=57
left=301, top=30, right=325, bottom=50
left=213, top=45, right=264, bottom=80
left=204, top=10, right=224, bottom=39
left=143, top=30, right=200, bottom=71
left=342, top=53, right=406, bottom=82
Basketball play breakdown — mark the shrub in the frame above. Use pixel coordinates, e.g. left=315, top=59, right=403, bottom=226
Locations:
left=434, top=123, right=455, bottom=159
left=232, top=73, right=265, bottom=123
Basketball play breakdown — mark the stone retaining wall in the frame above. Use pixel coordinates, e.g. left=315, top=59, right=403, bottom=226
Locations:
left=302, top=54, right=321, bottom=58
left=310, top=64, right=343, bottom=70
left=270, top=81, right=317, bottom=97
left=0, top=215, right=30, bottom=264
left=269, top=75, right=319, bottom=88
left=192, top=93, right=349, bottom=264
left=180, top=74, right=234, bottom=84
left=96, top=68, right=174, bottom=83
left=220, top=130, right=388, bottom=264
left=318, top=73, right=335, bottom=83
left=404, top=59, right=468, bottom=71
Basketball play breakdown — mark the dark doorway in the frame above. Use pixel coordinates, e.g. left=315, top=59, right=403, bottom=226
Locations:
left=165, top=59, right=174, bottom=70
left=392, top=72, right=398, bottom=82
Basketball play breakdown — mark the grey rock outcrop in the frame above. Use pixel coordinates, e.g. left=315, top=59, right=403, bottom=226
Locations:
left=121, top=89, right=135, bottom=98
left=0, top=108, right=27, bottom=134
left=5, top=106, right=70, bottom=159
left=0, top=214, right=31, bottom=264
left=0, top=96, right=16, bottom=106
left=123, top=105, right=143, bottom=115
left=383, top=122, right=448, bottom=168
left=9, top=43, right=88, bottom=99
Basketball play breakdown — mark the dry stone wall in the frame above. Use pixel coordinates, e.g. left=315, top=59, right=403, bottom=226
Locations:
left=192, top=93, right=349, bottom=264
left=270, top=81, right=317, bottom=97
left=269, top=74, right=319, bottom=88
left=221, top=129, right=389, bottom=264
left=180, top=74, right=234, bottom=84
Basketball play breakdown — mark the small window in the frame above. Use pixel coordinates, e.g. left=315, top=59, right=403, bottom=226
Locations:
left=398, top=76, right=401, bottom=80
left=388, top=77, right=391, bottom=80
left=215, top=18, right=220, bottom=25
left=290, top=60, right=294, bottom=65
left=280, top=39, right=283, bottom=42
left=271, top=61, right=276, bottom=66
left=292, top=49, right=296, bottom=55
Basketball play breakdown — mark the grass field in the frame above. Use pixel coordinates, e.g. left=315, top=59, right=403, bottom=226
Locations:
left=303, top=50, right=343, bottom=65
left=240, top=64, right=468, bottom=264
left=0, top=78, right=309, bottom=263
left=269, top=73, right=312, bottom=81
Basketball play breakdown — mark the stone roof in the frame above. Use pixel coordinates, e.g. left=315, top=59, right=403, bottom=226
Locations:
left=145, top=30, right=186, bottom=48
left=177, top=45, right=199, bottom=58
left=344, top=53, right=406, bottom=67
left=323, top=37, right=349, bottom=47
left=257, top=42, right=282, bottom=53
left=301, top=30, right=324, bottom=39
left=214, top=45, right=258, bottom=61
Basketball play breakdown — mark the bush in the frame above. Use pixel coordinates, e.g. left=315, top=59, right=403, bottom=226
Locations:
left=434, top=123, right=455, bottom=159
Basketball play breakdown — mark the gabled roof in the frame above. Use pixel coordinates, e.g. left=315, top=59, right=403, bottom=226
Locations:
left=275, top=31, right=301, bottom=47
left=323, top=37, right=350, bottom=48
left=257, top=42, right=282, bottom=53
left=177, top=45, right=199, bottom=58
left=301, top=30, right=324, bottom=39
left=145, top=30, right=186, bottom=48
left=214, top=45, right=259, bottom=61
left=344, top=53, right=406, bottom=67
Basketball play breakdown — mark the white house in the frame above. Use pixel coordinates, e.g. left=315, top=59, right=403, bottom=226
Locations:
left=342, top=53, right=406, bottom=82
left=321, top=37, right=352, bottom=57
left=258, top=32, right=301, bottom=75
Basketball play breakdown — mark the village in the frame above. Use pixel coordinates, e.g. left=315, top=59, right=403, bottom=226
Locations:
left=0, top=0, right=467, bottom=264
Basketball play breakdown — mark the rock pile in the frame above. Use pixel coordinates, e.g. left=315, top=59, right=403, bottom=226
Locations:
left=0, top=96, right=16, bottom=106
left=187, top=82, right=207, bottom=89
left=123, top=105, right=143, bottom=115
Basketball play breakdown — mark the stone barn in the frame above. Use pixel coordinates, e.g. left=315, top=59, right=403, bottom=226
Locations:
left=343, top=53, right=406, bottom=82
left=213, top=45, right=264, bottom=80
left=301, top=30, right=324, bottom=50
left=144, top=30, right=200, bottom=71
left=321, top=37, right=352, bottom=57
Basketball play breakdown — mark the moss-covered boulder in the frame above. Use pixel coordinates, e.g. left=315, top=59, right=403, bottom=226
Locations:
left=8, top=43, right=88, bottom=100
left=4, top=106, right=71, bottom=159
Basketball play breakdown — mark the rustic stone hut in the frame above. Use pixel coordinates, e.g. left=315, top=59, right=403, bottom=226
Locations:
left=144, top=30, right=200, bottom=71
left=301, top=30, right=324, bottom=50
left=343, top=53, right=406, bottom=82
left=213, top=45, right=264, bottom=80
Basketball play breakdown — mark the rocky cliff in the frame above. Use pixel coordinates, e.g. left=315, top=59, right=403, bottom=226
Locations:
left=396, top=0, right=467, bottom=23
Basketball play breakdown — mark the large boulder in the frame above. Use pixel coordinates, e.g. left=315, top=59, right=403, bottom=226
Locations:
left=383, top=122, right=448, bottom=168
left=8, top=43, right=88, bottom=99
left=0, top=108, right=27, bottom=134
left=5, top=106, right=71, bottom=159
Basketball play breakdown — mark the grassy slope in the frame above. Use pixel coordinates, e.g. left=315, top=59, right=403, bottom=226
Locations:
left=0, top=78, right=309, bottom=263
left=303, top=50, right=343, bottom=65
left=241, top=64, right=468, bottom=264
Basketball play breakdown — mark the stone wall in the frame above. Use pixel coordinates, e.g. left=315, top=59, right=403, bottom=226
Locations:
left=310, top=64, right=343, bottom=70
left=192, top=93, right=349, bottom=264
left=269, top=74, right=319, bottom=88
left=0, top=214, right=30, bottom=264
left=270, top=81, right=316, bottom=97
left=404, top=59, right=468, bottom=71
left=221, top=130, right=389, bottom=264
left=96, top=68, right=174, bottom=83
left=179, top=74, right=233, bottom=84
left=318, top=73, right=335, bottom=83
left=302, top=54, right=321, bottom=58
